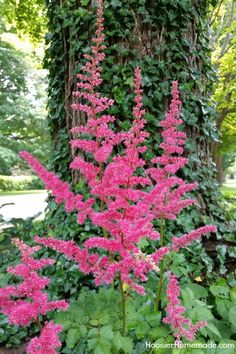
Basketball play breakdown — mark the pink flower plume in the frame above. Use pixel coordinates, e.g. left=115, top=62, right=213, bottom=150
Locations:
left=163, top=274, right=207, bottom=341
left=0, top=238, right=68, bottom=327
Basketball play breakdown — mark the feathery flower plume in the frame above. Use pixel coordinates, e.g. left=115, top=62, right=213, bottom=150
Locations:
left=163, top=274, right=207, bottom=341
left=146, top=81, right=198, bottom=220
left=172, top=225, right=217, bottom=251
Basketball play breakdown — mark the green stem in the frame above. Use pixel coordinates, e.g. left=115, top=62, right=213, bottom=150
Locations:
left=118, top=273, right=126, bottom=336
left=36, top=316, right=43, bottom=332
left=155, top=218, right=165, bottom=311
left=155, top=260, right=164, bottom=311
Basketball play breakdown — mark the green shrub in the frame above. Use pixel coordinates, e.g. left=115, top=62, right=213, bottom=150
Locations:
left=0, top=175, right=44, bottom=192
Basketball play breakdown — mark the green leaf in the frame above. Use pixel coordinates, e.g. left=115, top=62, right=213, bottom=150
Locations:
left=79, top=325, right=87, bottom=337
left=94, top=345, right=105, bottom=354
left=112, top=333, right=134, bottom=353
left=181, top=288, right=194, bottom=307
left=96, top=338, right=111, bottom=354
left=206, top=322, right=222, bottom=338
left=216, top=340, right=236, bottom=354
left=81, top=0, right=89, bottom=5
left=135, top=322, right=150, bottom=338
left=228, top=305, right=236, bottom=325
left=66, top=328, right=80, bottom=349
left=194, top=302, right=214, bottom=321
left=210, top=282, right=229, bottom=298
left=88, top=338, right=97, bottom=350
left=216, top=299, right=233, bottom=321
left=111, top=0, right=122, bottom=8
left=88, top=328, right=98, bottom=338
left=120, top=337, right=133, bottom=353
left=100, top=325, right=113, bottom=340
left=99, top=313, right=110, bottom=325
left=230, top=286, right=236, bottom=303
left=184, top=283, right=208, bottom=299
left=124, top=77, right=133, bottom=87
left=113, top=332, right=123, bottom=351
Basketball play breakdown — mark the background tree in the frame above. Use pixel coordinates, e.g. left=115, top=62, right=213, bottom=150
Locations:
left=0, top=0, right=47, bottom=43
left=0, top=18, right=49, bottom=175
left=210, top=0, right=236, bottom=183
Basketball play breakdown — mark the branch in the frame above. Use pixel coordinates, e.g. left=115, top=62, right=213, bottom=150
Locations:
left=0, top=203, right=15, bottom=210
left=210, top=0, right=224, bottom=26
left=2, top=134, right=38, bottom=141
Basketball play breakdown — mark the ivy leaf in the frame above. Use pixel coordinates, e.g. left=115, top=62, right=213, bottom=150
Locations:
left=111, top=0, right=122, bottom=8
left=81, top=0, right=90, bottom=6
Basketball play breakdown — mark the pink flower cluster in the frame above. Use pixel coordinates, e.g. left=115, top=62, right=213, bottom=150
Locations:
left=0, top=238, right=67, bottom=353
left=163, top=274, right=207, bottom=341
left=19, top=0, right=216, bottom=298
left=27, top=321, right=63, bottom=354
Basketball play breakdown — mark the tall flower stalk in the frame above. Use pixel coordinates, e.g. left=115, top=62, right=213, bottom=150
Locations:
left=17, top=0, right=217, bottom=342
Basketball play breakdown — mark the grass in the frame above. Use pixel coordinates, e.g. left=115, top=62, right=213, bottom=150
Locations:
left=221, top=186, right=236, bottom=198
left=0, top=190, right=46, bottom=196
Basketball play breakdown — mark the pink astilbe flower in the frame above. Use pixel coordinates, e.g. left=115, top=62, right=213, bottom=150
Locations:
left=20, top=0, right=217, bottom=299
left=0, top=238, right=68, bottom=327
left=145, top=81, right=198, bottom=221
left=70, top=0, right=123, bottom=172
left=172, top=225, right=217, bottom=251
left=27, top=321, right=63, bottom=354
left=163, top=274, right=207, bottom=341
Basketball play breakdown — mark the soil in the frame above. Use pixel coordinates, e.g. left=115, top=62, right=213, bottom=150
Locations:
left=0, top=344, right=27, bottom=354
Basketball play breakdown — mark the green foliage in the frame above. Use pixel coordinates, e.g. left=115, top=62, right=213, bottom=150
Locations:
left=0, top=32, right=50, bottom=175
left=50, top=282, right=236, bottom=353
left=0, top=0, right=47, bottom=43
left=211, top=0, right=236, bottom=173
left=0, top=176, right=44, bottom=192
